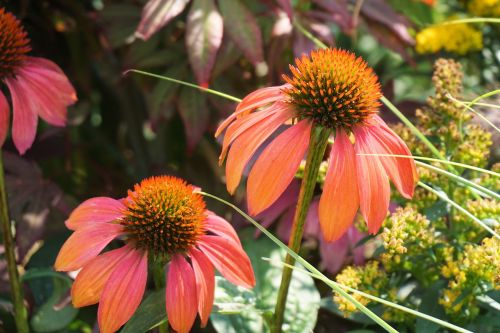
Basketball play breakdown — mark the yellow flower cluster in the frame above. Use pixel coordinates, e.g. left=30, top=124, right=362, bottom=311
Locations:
left=453, top=198, right=500, bottom=241
left=334, top=262, right=387, bottom=314
left=467, top=0, right=500, bottom=17
left=416, top=22, right=483, bottom=55
left=440, top=235, right=500, bottom=321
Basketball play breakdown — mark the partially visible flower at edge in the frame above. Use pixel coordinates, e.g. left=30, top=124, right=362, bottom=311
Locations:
left=255, top=180, right=366, bottom=274
left=55, top=176, right=255, bottom=333
left=0, top=8, right=77, bottom=154
left=216, top=48, right=418, bottom=242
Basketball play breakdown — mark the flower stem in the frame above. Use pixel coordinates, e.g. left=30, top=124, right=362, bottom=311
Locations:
left=271, top=126, right=330, bottom=333
left=0, top=151, right=30, bottom=333
left=152, top=260, right=168, bottom=333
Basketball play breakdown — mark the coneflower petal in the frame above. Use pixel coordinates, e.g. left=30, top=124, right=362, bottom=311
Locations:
left=189, top=248, right=215, bottom=327
left=4, top=77, right=38, bottom=155
left=354, top=127, right=390, bottom=234
left=71, top=245, right=132, bottom=307
left=65, top=197, right=126, bottom=230
left=319, top=130, right=359, bottom=241
left=247, top=119, right=311, bottom=215
left=225, top=107, right=293, bottom=193
left=0, top=91, right=9, bottom=147
left=54, top=222, right=123, bottom=271
left=198, top=235, right=255, bottom=289
left=97, top=249, right=148, bottom=333
left=166, top=254, right=198, bottom=333
left=205, top=212, right=241, bottom=246
left=215, top=84, right=287, bottom=137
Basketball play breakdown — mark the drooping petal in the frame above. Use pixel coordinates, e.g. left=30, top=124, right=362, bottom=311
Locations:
left=98, top=248, right=148, bottom=333
left=225, top=106, right=293, bottom=193
left=4, top=77, right=38, bottom=155
left=204, top=212, right=241, bottom=246
left=220, top=102, right=290, bottom=162
left=318, top=130, right=359, bottom=241
left=319, top=233, right=349, bottom=274
left=54, top=223, right=123, bottom=271
left=71, top=245, right=132, bottom=307
left=189, top=248, right=215, bottom=327
left=65, top=197, right=126, bottom=230
left=215, top=85, right=289, bottom=137
left=135, top=0, right=190, bottom=40
left=166, top=255, right=198, bottom=333
left=247, top=120, right=311, bottom=215
left=354, top=127, right=390, bottom=234
left=370, top=116, right=418, bottom=196
left=0, top=91, right=9, bottom=147
left=198, top=235, right=255, bottom=289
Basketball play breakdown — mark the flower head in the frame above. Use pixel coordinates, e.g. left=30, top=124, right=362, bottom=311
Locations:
left=0, top=8, right=77, bottom=154
left=55, top=175, right=255, bottom=333
left=216, top=48, right=417, bottom=241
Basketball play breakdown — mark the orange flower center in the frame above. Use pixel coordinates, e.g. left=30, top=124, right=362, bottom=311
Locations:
left=0, top=8, right=31, bottom=79
left=122, top=176, right=206, bottom=257
left=283, top=48, right=382, bottom=129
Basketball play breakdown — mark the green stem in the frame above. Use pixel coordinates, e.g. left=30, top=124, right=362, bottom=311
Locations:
left=0, top=151, right=30, bottom=333
left=271, top=126, right=330, bottom=333
left=152, top=261, right=168, bottom=333
left=200, top=192, right=398, bottom=333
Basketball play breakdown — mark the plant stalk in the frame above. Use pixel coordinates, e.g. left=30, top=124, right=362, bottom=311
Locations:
left=0, top=151, right=30, bottom=333
left=152, top=260, right=168, bottom=333
left=271, top=126, right=330, bottom=333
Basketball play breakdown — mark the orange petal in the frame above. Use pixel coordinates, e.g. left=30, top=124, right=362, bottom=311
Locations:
left=189, top=248, right=215, bottom=327
left=205, top=212, right=241, bottom=246
left=247, top=120, right=311, bottom=215
left=220, top=102, right=291, bottom=163
left=65, top=197, right=125, bottom=230
left=225, top=107, right=293, bottom=193
left=97, top=248, right=148, bottom=333
left=166, top=255, right=198, bottom=333
left=198, top=235, right=255, bottom=289
left=215, top=85, right=287, bottom=137
left=71, top=245, right=132, bottom=307
left=55, top=223, right=123, bottom=272
left=319, top=130, right=359, bottom=241
left=354, top=127, right=390, bottom=234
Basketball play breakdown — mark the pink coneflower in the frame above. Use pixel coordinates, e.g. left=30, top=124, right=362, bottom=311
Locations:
left=216, top=48, right=418, bottom=241
left=55, top=176, right=255, bottom=333
left=0, top=8, right=77, bottom=154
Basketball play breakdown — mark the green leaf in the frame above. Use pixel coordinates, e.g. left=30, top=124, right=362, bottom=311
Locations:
left=122, top=288, right=167, bottom=333
left=416, top=283, right=446, bottom=333
left=30, top=277, right=78, bottom=332
left=211, top=230, right=321, bottom=333
left=177, top=85, right=210, bottom=152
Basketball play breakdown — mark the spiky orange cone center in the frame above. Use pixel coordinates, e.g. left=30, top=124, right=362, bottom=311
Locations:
left=0, top=8, right=31, bottom=79
left=122, top=176, right=206, bottom=257
left=283, top=49, right=382, bottom=129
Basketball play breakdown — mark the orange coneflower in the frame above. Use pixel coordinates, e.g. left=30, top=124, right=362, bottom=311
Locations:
left=55, top=176, right=255, bottom=333
left=0, top=8, right=77, bottom=154
left=216, top=48, right=417, bottom=241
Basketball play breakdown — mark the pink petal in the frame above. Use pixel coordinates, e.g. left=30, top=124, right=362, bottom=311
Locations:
left=166, top=255, right=198, bottom=333
left=354, top=127, right=390, bottom=234
left=247, top=120, right=311, bottom=215
left=4, top=77, right=38, bottom=155
left=198, top=235, right=255, bottom=289
left=98, top=248, right=148, bottom=333
left=54, top=223, right=123, bottom=271
left=135, top=0, right=190, bottom=40
left=71, top=245, right=132, bottom=307
left=319, top=234, right=349, bottom=274
left=189, top=248, right=215, bottom=327
left=205, top=212, right=241, bottom=246
left=304, top=198, right=320, bottom=238
left=319, top=130, right=359, bottom=241
left=66, top=197, right=126, bottom=230
left=224, top=106, right=293, bottom=193
left=215, top=85, right=288, bottom=137
left=0, top=91, right=9, bottom=147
